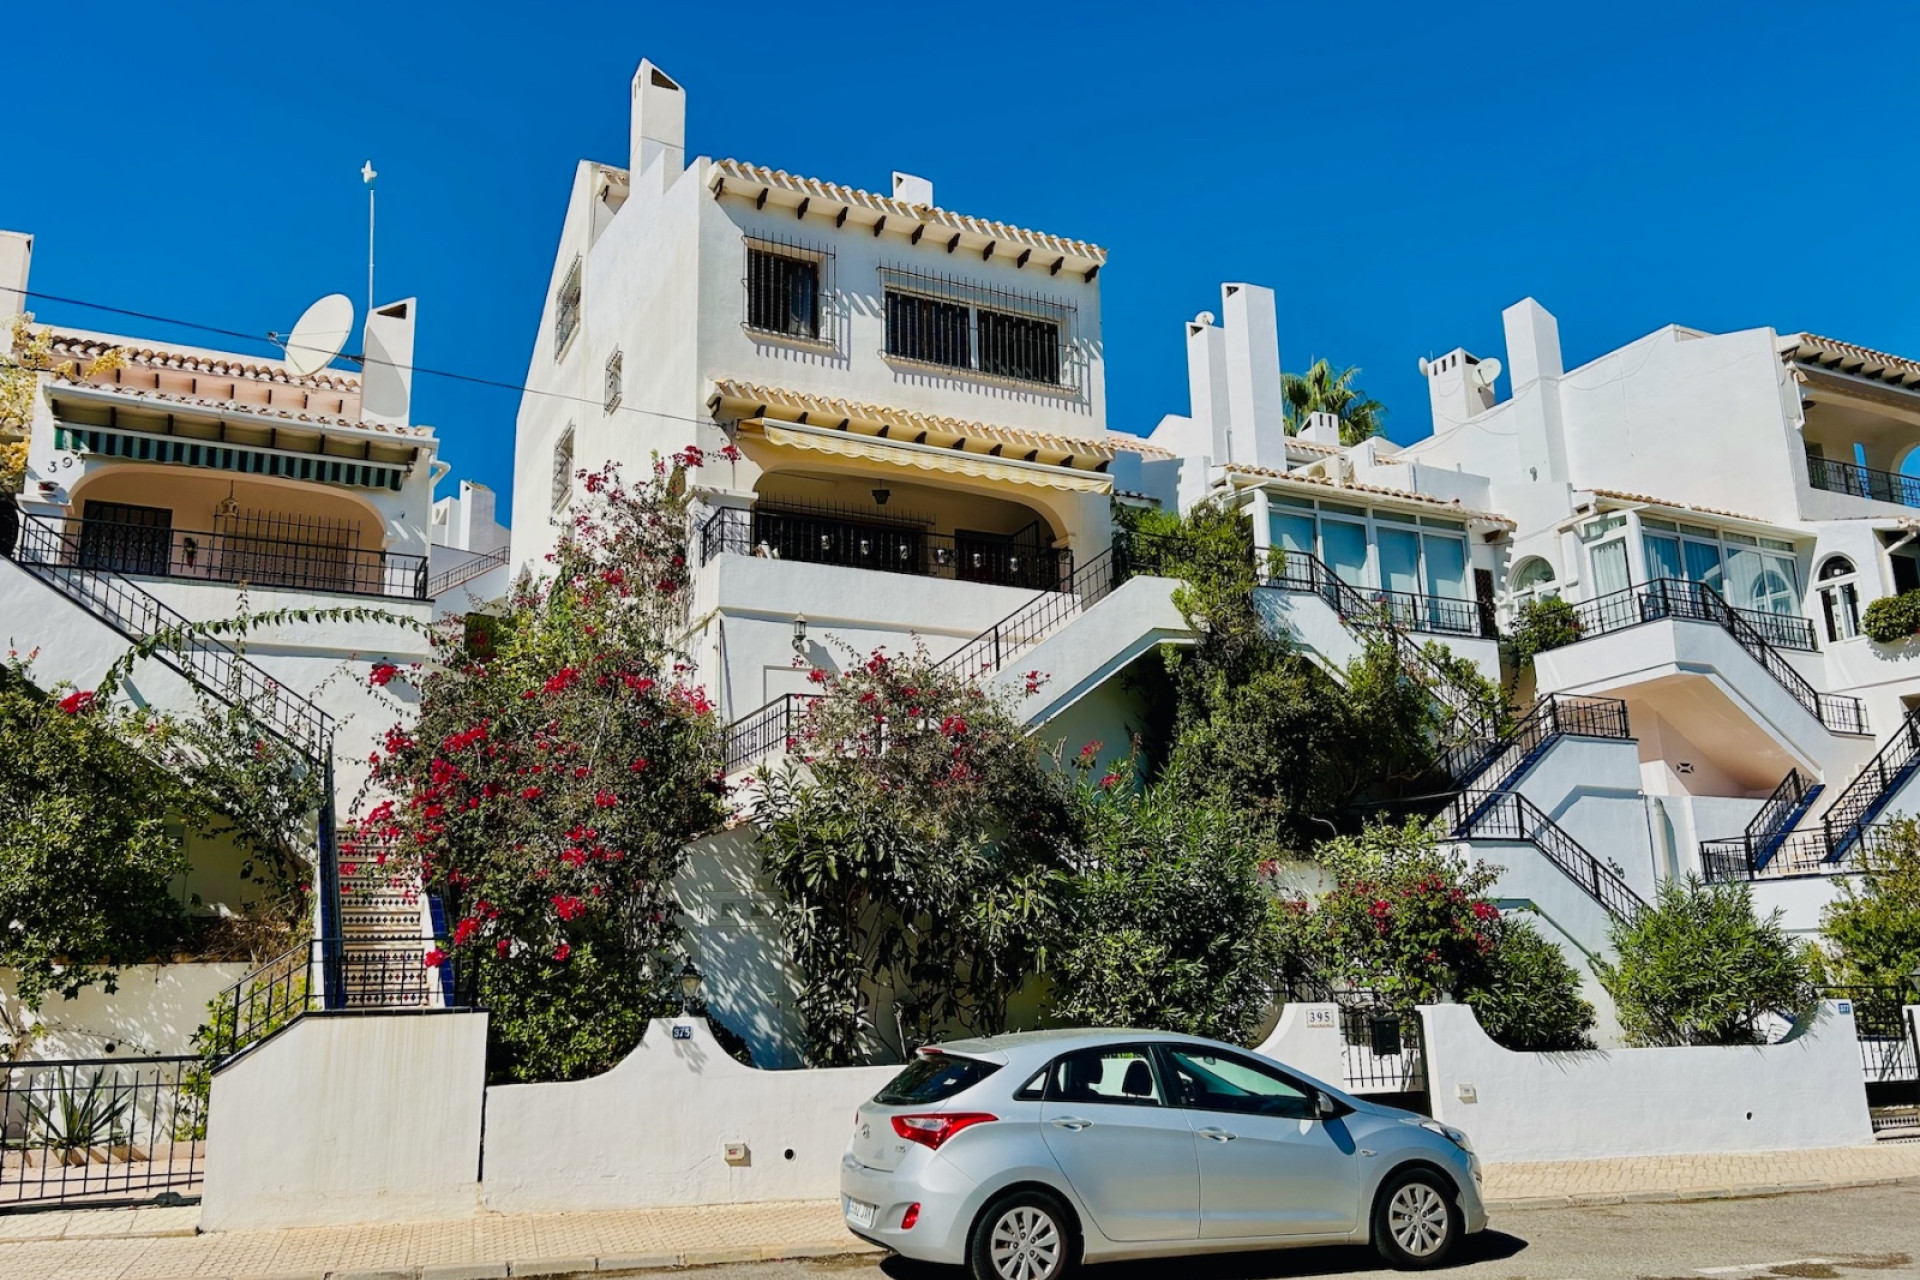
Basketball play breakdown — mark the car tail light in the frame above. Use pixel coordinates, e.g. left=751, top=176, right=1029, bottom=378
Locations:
left=890, top=1112, right=997, bottom=1150
left=901, top=1202, right=921, bottom=1230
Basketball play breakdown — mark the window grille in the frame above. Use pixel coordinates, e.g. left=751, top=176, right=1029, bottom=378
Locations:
left=554, top=258, right=582, bottom=360
left=879, top=266, right=1080, bottom=392
left=551, top=425, right=575, bottom=511
left=604, top=349, right=623, bottom=413
left=742, top=235, right=835, bottom=345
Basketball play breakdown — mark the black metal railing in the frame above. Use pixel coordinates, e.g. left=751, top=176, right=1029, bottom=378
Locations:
left=699, top=505, right=1073, bottom=592
left=5, top=501, right=336, bottom=759
left=26, top=515, right=428, bottom=601
left=1565, top=579, right=1862, bottom=732
left=199, top=934, right=459, bottom=1063
left=1700, top=823, right=1897, bottom=882
left=1262, top=551, right=1484, bottom=638
left=1439, top=693, right=1631, bottom=795
left=722, top=692, right=822, bottom=775
left=1451, top=790, right=1648, bottom=921
left=0, top=1056, right=205, bottom=1208
left=1807, top=455, right=1920, bottom=510
left=426, top=545, right=510, bottom=597
left=1819, top=704, right=1920, bottom=860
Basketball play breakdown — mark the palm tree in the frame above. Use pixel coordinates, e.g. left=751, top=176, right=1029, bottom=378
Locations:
left=1281, top=359, right=1386, bottom=445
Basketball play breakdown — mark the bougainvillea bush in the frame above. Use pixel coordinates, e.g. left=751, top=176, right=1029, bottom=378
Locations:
left=1281, top=818, right=1597, bottom=1051
left=355, top=455, right=726, bottom=1082
left=756, top=644, right=1080, bottom=1066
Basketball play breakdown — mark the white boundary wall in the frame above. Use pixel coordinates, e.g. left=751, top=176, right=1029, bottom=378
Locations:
left=481, top=1018, right=895, bottom=1213
left=2, top=963, right=249, bottom=1059
left=1424, top=1002, right=1874, bottom=1163
left=200, top=1012, right=488, bottom=1231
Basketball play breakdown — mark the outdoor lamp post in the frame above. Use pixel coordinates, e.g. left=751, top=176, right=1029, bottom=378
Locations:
left=792, top=614, right=807, bottom=654
left=678, top=958, right=703, bottom=1013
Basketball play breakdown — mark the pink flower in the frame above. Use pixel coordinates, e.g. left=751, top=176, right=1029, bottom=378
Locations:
left=422, top=948, right=447, bottom=968
left=553, top=942, right=572, bottom=962
left=807, top=668, right=830, bottom=685
left=1099, top=772, right=1120, bottom=789
left=57, top=690, right=96, bottom=716
left=368, top=662, right=400, bottom=688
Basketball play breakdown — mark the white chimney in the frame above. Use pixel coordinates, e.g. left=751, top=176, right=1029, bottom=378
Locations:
left=1220, top=283, right=1287, bottom=468
left=892, top=172, right=935, bottom=207
left=1503, top=298, right=1564, bottom=385
left=1185, top=313, right=1231, bottom=462
left=630, top=60, right=685, bottom=188
left=361, top=298, right=417, bottom=429
left=0, top=230, right=31, bottom=322
left=1423, top=348, right=1495, bottom=429
left=1298, top=411, right=1342, bottom=446
left=457, top=480, right=497, bottom=551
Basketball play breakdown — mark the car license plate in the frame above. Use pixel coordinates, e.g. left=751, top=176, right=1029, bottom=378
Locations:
left=844, top=1197, right=877, bottom=1229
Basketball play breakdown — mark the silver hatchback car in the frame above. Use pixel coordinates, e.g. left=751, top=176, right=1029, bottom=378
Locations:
left=841, top=1029, right=1485, bottom=1280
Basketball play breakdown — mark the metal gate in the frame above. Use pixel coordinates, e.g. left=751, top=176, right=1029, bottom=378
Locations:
left=1819, top=986, right=1920, bottom=1140
left=1, top=1056, right=205, bottom=1210
left=1335, top=994, right=1428, bottom=1098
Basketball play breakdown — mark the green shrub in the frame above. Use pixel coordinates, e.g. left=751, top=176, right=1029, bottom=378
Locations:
left=1506, top=596, right=1582, bottom=669
left=1597, top=875, right=1816, bottom=1045
left=1862, top=590, right=1920, bottom=644
left=1815, top=816, right=1920, bottom=991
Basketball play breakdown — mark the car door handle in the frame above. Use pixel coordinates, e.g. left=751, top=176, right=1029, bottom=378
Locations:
left=1197, top=1127, right=1237, bottom=1142
left=1049, top=1117, right=1093, bottom=1131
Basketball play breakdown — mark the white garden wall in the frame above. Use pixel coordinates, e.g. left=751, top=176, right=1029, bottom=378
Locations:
left=200, top=1012, right=487, bottom=1231
left=1, top=962, right=248, bottom=1059
left=480, top=1018, right=895, bottom=1214
left=1423, top=1001, right=1873, bottom=1163
left=1250, top=1001, right=1344, bottom=1087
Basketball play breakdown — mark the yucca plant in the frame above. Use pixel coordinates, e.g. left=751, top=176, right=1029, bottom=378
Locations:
left=25, top=1068, right=132, bottom=1156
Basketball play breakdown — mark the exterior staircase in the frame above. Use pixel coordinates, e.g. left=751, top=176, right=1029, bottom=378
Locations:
left=1814, top=704, right=1920, bottom=861
left=1448, top=789, right=1648, bottom=922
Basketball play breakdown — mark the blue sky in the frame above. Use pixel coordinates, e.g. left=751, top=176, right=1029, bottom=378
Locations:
left=6, top=2, right=1918, bottom=512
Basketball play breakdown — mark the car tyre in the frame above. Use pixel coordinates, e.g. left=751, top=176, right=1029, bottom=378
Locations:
left=1372, top=1166, right=1462, bottom=1270
left=968, top=1188, right=1077, bottom=1280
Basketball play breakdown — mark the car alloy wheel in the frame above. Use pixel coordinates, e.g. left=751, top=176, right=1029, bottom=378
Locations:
left=988, top=1203, right=1063, bottom=1280
left=1387, top=1180, right=1450, bottom=1258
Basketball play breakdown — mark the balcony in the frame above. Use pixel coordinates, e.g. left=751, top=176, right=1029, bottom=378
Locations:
left=1806, top=455, right=1920, bottom=509
left=1567, top=578, right=1817, bottom=652
left=697, top=503, right=1073, bottom=592
left=26, top=514, right=429, bottom=601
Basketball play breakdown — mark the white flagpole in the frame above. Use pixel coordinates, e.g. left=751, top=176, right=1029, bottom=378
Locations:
left=361, top=160, right=378, bottom=316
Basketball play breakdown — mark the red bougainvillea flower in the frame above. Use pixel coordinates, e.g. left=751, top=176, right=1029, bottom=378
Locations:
left=368, top=662, right=400, bottom=688
left=594, top=790, right=619, bottom=808
left=1471, top=900, right=1499, bottom=921
left=452, top=917, right=480, bottom=946
left=551, top=894, right=586, bottom=921
left=553, top=942, right=572, bottom=962
left=629, top=757, right=649, bottom=773
left=519, top=786, right=543, bottom=801
left=940, top=715, right=968, bottom=737
left=422, top=948, right=447, bottom=968
left=56, top=690, right=97, bottom=715
left=543, top=666, right=582, bottom=695
left=806, top=667, right=830, bottom=685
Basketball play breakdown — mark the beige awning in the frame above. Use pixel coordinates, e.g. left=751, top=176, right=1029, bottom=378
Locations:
left=748, top=420, right=1111, bottom=494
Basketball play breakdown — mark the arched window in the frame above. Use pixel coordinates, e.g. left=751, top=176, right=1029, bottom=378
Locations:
left=1818, top=555, right=1860, bottom=642
left=1511, top=557, right=1557, bottom=606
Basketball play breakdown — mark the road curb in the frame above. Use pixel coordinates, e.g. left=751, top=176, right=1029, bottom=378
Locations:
left=1486, top=1173, right=1920, bottom=1211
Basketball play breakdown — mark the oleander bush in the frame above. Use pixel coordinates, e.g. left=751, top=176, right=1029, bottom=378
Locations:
left=1862, top=590, right=1920, bottom=644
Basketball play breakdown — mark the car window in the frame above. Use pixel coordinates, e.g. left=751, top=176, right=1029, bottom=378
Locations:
left=1012, top=1067, right=1047, bottom=1101
left=1045, top=1046, right=1163, bottom=1107
left=875, top=1053, right=1001, bottom=1105
left=1162, top=1046, right=1317, bottom=1119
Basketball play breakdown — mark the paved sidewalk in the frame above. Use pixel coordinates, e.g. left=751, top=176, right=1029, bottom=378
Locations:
left=1, top=1145, right=1916, bottom=1280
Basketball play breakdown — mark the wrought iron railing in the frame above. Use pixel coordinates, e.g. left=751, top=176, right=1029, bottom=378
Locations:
left=0, top=1056, right=205, bottom=1208
left=1262, top=551, right=1485, bottom=638
left=1440, top=693, right=1632, bottom=798
left=426, top=545, right=510, bottom=597
left=698, top=504, right=1073, bottom=592
left=23, top=514, right=428, bottom=601
left=1818, top=704, right=1920, bottom=859
left=1333, top=992, right=1427, bottom=1095
left=1451, top=790, right=1648, bottom=921
left=721, top=692, right=822, bottom=775
left=1807, top=455, right=1920, bottom=510
left=1565, top=579, right=1862, bottom=732
left=4, top=501, right=336, bottom=759
left=1700, top=823, right=1896, bottom=882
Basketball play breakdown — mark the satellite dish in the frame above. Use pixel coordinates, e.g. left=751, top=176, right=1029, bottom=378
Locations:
left=1474, top=357, right=1502, bottom=388
left=1417, top=356, right=1431, bottom=376
left=281, top=294, right=356, bottom=377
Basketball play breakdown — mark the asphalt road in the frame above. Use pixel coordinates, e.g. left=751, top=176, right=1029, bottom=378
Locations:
left=637, top=1183, right=1920, bottom=1280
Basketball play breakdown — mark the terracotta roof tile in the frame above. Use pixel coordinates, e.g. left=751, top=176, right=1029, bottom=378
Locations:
left=712, top=161, right=1106, bottom=267
left=712, top=379, right=1170, bottom=464
left=51, top=380, right=434, bottom=442
left=1225, top=462, right=1515, bottom=527
left=1586, top=487, right=1765, bottom=525
left=45, top=332, right=361, bottom=393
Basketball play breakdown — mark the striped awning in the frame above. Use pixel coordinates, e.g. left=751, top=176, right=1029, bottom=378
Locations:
left=746, top=420, right=1111, bottom=494
left=54, top=425, right=406, bottom=492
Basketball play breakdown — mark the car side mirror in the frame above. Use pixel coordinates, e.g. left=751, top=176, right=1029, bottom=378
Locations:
left=1314, top=1090, right=1347, bottom=1120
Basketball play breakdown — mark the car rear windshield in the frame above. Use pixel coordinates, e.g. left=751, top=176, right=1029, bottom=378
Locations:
left=875, top=1053, right=1001, bottom=1106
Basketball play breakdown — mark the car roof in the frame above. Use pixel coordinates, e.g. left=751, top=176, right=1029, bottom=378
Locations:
left=926, top=1027, right=1234, bottom=1063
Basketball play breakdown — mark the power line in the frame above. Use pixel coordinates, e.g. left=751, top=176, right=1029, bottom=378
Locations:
left=14, top=288, right=727, bottom=434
